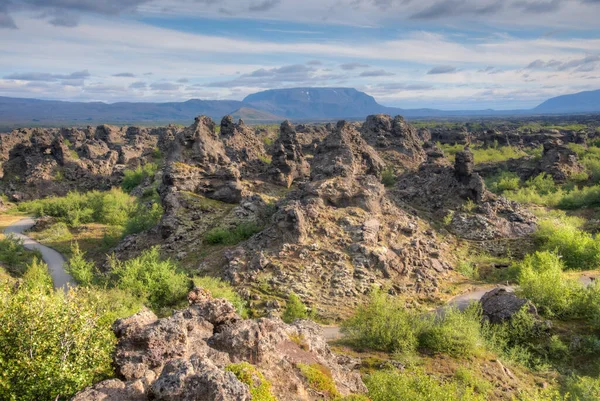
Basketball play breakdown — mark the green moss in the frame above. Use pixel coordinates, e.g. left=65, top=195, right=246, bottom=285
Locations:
left=225, top=362, right=277, bottom=401
left=297, top=363, right=340, bottom=399
left=193, top=276, right=248, bottom=318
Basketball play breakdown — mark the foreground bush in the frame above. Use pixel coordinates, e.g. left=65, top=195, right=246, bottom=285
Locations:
left=109, top=247, right=190, bottom=309
left=564, top=375, right=600, bottom=401
left=0, top=266, right=115, bottom=401
left=193, top=276, right=248, bottom=317
left=365, top=370, right=486, bottom=401
left=517, top=251, right=580, bottom=318
left=535, top=219, right=600, bottom=270
left=341, top=291, right=419, bottom=354
left=0, top=234, right=41, bottom=276
left=419, top=305, right=484, bottom=357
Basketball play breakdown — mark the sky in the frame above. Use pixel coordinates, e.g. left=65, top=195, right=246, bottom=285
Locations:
left=0, top=0, right=599, bottom=110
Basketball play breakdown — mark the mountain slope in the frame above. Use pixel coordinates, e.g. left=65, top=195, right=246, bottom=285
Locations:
left=534, top=89, right=600, bottom=114
left=243, top=87, right=397, bottom=119
left=0, top=96, right=244, bottom=126
left=229, top=107, right=283, bottom=121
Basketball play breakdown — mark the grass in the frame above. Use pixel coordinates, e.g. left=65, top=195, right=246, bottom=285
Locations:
left=204, top=221, right=262, bottom=245
left=192, top=276, right=248, bottom=317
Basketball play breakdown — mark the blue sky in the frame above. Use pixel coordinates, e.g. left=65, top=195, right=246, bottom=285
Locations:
left=0, top=0, right=599, bottom=110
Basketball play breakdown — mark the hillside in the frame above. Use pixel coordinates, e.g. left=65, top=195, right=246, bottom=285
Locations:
left=229, top=106, right=283, bottom=121
left=534, top=89, right=600, bottom=114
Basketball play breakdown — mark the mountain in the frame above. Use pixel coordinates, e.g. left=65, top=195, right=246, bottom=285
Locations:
left=243, top=87, right=395, bottom=119
left=0, top=96, right=243, bottom=127
left=229, top=107, right=283, bottom=121
left=0, top=87, right=598, bottom=129
left=533, top=89, right=600, bottom=114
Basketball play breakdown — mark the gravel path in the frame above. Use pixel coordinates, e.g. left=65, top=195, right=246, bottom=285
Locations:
left=4, top=217, right=75, bottom=291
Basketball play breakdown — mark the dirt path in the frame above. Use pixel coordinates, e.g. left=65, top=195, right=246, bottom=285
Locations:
left=4, top=217, right=75, bottom=291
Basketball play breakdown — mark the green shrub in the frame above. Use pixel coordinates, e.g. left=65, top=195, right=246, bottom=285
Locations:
left=109, top=247, right=190, bottom=309
left=535, top=219, right=600, bottom=270
left=381, top=168, right=396, bottom=187
left=225, top=362, right=277, bottom=401
left=0, top=282, right=115, bottom=401
left=564, top=375, right=600, bottom=401
left=456, top=260, right=479, bottom=279
left=18, top=189, right=136, bottom=228
left=193, top=276, right=248, bottom=318
left=204, top=221, right=262, bottom=245
left=0, top=234, right=41, bottom=276
left=34, top=221, right=73, bottom=243
left=21, top=257, right=54, bottom=290
left=365, top=369, right=486, bottom=401
left=558, top=185, right=600, bottom=209
left=471, top=145, right=527, bottom=164
left=297, top=363, right=340, bottom=399
left=67, top=242, right=98, bottom=286
left=526, top=173, right=557, bottom=195
left=516, top=251, right=580, bottom=317
left=282, top=292, right=309, bottom=323
left=486, top=171, right=521, bottom=194
left=123, top=202, right=163, bottom=236
left=122, top=163, right=158, bottom=192
left=419, top=305, right=483, bottom=357
left=341, top=291, right=418, bottom=354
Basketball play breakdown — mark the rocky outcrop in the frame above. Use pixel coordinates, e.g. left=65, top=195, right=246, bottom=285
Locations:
left=480, top=288, right=538, bottom=324
left=311, top=120, right=385, bottom=181
left=360, top=115, right=425, bottom=166
left=220, top=116, right=267, bottom=176
left=73, top=288, right=366, bottom=401
left=537, top=140, right=584, bottom=182
left=268, top=121, right=310, bottom=188
left=0, top=125, right=158, bottom=200
left=395, top=147, right=536, bottom=242
left=161, top=116, right=243, bottom=204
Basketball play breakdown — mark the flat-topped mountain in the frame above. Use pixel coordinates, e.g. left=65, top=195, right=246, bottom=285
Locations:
left=243, top=87, right=395, bottom=119
left=0, top=88, right=599, bottom=129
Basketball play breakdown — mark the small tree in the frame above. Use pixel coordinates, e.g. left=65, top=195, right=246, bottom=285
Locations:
left=282, top=292, right=308, bottom=323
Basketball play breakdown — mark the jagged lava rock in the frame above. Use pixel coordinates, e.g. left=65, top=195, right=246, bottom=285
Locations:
left=72, top=288, right=366, bottom=401
left=268, top=121, right=310, bottom=188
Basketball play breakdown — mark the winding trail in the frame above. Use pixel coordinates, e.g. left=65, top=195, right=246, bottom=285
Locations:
left=4, top=217, right=75, bottom=291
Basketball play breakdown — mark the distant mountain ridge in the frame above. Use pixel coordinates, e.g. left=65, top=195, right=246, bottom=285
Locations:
left=533, top=89, right=600, bottom=114
left=0, top=87, right=598, bottom=128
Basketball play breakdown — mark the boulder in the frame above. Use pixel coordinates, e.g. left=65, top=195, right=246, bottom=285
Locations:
left=480, top=288, right=537, bottom=324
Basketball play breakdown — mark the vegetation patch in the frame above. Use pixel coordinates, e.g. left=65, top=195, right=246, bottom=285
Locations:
left=225, top=362, right=277, bottom=401
left=204, top=221, right=262, bottom=245
left=193, top=276, right=248, bottom=317
left=297, top=363, right=340, bottom=399
left=0, top=264, right=115, bottom=401
left=122, top=163, right=158, bottom=192
left=282, top=291, right=309, bottom=323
